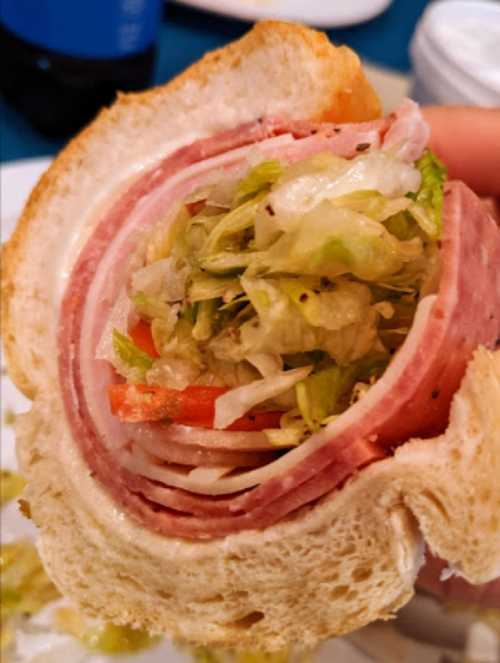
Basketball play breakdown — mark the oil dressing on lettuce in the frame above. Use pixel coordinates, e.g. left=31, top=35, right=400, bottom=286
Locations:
left=105, top=148, right=446, bottom=440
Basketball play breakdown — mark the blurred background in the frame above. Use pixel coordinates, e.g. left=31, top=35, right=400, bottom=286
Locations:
left=1, top=2, right=499, bottom=662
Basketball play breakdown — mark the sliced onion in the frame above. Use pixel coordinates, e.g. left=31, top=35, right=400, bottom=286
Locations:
left=126, top=422, right=290, bottom=451
left=125, top=422, right=278, bottom=467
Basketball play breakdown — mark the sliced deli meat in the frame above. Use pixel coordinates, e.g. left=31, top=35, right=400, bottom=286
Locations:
left=59, top=103, right=500, bottom=539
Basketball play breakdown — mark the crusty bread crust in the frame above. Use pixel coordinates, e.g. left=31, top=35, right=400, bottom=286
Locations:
left=2, top=21, right=499, bottom=651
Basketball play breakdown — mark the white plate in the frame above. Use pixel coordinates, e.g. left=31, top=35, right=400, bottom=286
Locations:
left=0, top=157, right=379, bottom=663
left=171, top=0, right=393, bottom=28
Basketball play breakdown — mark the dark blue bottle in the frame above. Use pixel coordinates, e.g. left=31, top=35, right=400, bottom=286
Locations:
left=1, top=0, right=162, bottom=136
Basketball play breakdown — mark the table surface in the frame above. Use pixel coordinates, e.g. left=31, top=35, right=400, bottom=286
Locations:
left=0, top=1, right=430, bottom=163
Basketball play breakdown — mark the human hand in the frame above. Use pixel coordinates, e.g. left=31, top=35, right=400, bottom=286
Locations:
left=423, top=106, right=500, bottom=220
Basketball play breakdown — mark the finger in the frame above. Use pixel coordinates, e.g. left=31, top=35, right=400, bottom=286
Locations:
left=422, top=107, right=500, bottom=197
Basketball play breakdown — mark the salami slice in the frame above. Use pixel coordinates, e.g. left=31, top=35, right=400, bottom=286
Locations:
left=59, top=103, right=500, bottom=540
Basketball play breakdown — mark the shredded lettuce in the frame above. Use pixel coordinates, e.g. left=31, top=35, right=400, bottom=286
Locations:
left=256, top=202, right=406, bottom=281
left=214, top=366, right=312, bottom=429
left=199, top=251, right=259, bottom=275
left=382, top=211, right=416, bottom=240
left=132, top=291, right=172, bottom=320
left=268, top=152, right=421, bottom=218
left=146, top=204, right=190, bottom=263
left=189, top=274, right=242, bottom=303
left=82, top=624, right=159, bottom=654
left=296, top=365, right=356, bottom=430
left=296, top=352, right=390, bottom=430
left=112, top=329, right=153, bottom=376
left=234, top=160, right=283, bottom=205
left=209, top=277, right=379, bottom=366
left=131, top=257, right=188, bottom=302
left=192, top=299, right=218, bottom=341
left=1, top=540, right=60, bottom=622
left=330, top=190, right=410, bottom=222
left=118, top=145, right=444, bottom=434
left=279, top=278, right=372, bottom=331
left=203, top=196, right=262, bottom=255
left=409, top=149, right=447, bottom=239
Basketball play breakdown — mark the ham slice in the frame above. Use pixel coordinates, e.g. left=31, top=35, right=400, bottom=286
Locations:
left=58, top=102, right=500, bottom=539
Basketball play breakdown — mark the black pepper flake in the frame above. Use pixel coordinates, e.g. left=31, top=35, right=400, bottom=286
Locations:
left=320, top=277, right=330, bottom=288
left=249, top=414, right=256, bottom=422
left=431, top=389, right=440, bottom=400
left=356, top=142, right=371, bottom=152
left=496, top=338, right=500, bottom=348
left=334, top=127, right=341, bottom=134
left=265, top=203, right=275, bottom=217
left=389, top=348, right=396, bottom=355
left=311, top=129, right=318, bottom=135
left=313, top=289, right=320, bottom=294
left=299, top=293, right=309, bottom=303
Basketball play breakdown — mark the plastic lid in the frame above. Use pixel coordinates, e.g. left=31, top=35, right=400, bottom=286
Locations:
left=410, top=0, right=500, bottom=106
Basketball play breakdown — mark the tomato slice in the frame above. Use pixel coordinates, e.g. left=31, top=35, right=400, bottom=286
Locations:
left=129, top=320, right=159, bottom=358
left=108, top=384, right=282, bottom=431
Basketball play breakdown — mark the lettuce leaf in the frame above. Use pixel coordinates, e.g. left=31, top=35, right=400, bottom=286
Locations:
left=268, top=152, right=421, bottom=218
left=279, top=278, right=372, bottom=331
left=296, top=352, right=390, bottom=430
left=210, top=277, right=379, bottom=366
left=188, top=274, right=242, bottom=303
left=192, top=299, right=218, bottom=341
left=409, top=149, right=447, bottom=239
left=145, top=204, right=190, bottom=263
left=213, top=366, right=312, bottom=429
left=296, top=365, right=356, bottom=430
left=132, top=291, right=172, bottom=321
left=199, top=251, right=259, bottom=275
left=112, top=329, right=153, bottom=376
left=234, top=160, right=283, bottom=205
left=330, top=190, right=410, bottom=222
left=203, top=196, right=262, bottom=255
left=255, top=202, right=405, bottom=282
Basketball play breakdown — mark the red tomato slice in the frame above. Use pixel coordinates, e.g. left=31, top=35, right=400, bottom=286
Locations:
left=129, top=320, right=159, bottom=358
left=108, top=383, right=282, bottom=431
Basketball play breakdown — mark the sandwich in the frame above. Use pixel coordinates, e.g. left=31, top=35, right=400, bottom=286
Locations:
left=2, top=21, right=499, bottom=652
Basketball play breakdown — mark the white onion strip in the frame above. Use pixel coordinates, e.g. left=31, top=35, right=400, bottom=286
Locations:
left=125, top=422, right=277, bottom=467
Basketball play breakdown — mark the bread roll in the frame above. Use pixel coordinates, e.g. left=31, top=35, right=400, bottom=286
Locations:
left=2, top=21, right=499, bottom=652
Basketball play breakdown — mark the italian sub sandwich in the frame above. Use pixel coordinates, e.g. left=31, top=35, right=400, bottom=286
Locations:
left=2, top=21, right=500, bottom=652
